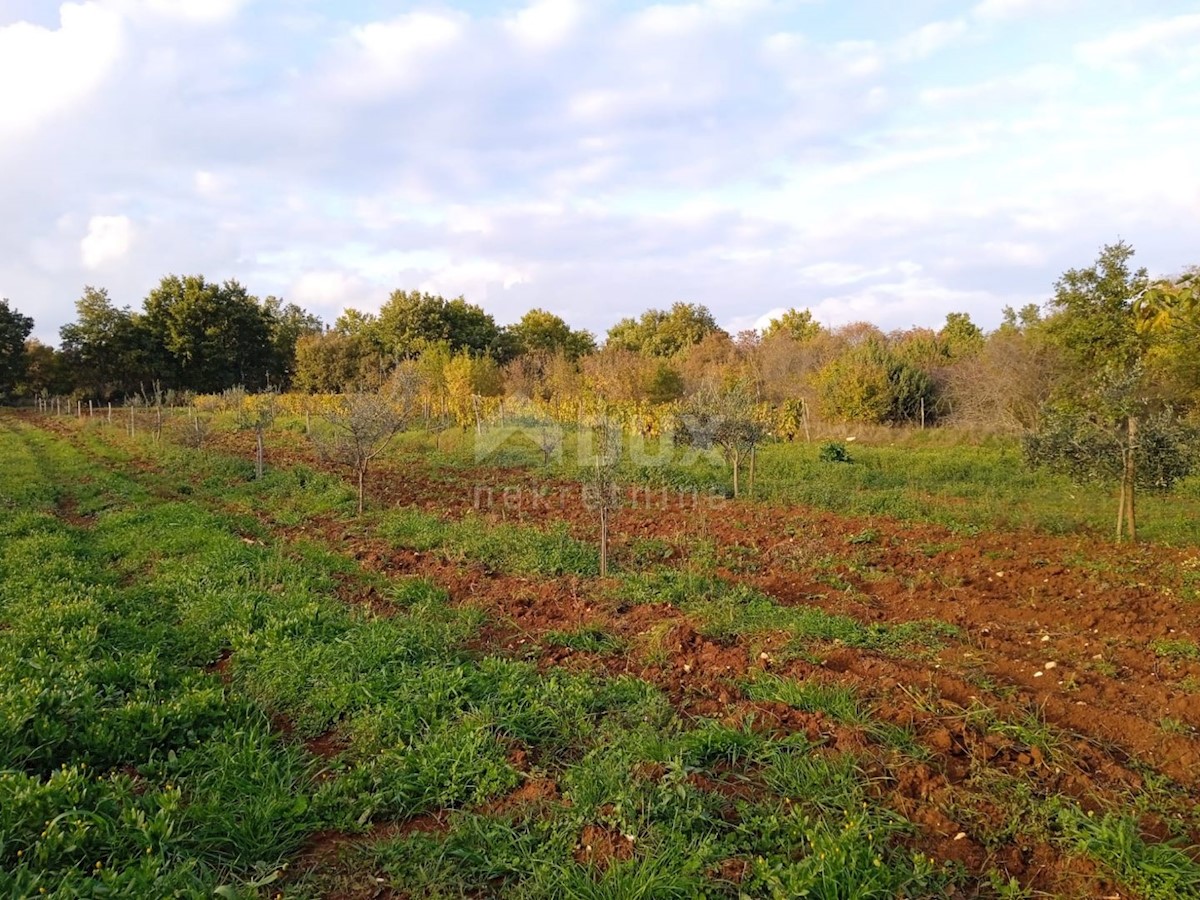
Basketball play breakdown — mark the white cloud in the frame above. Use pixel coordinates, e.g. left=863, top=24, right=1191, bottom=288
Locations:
left=920, top=64, right=1075, bottom=107
left=110, top=0, right=248, bottom=24
left=567, top=82, right=712, bottom=124
left=801, top=262, right=890, bottom=286
left=505, top=0, right=581, bottom=50
left=336, top=11, right=466, bottom=94
left=446, top=206, right=493, bottom=235
left=80, top=215, right=133, bottom=269
left=893, top=19, right=968, bottom=61
left=0, top=3, right=124, bottom=142
left=763, top=34, right=884, bottom=84
left=287, top=270, right=376, bottom=315
left=5, top=0, right=1200, bottom=346
left=810, top=273, right=996, bottom=329
left=193, top=170, right=227, bottom=196
left=817, top=139, right=989, bottom=187
left=419, top=259, right=531, bottom=300
left=628, top=0, right=771, bottom=38
left=1077, top=14, right=1200, bottom=72
left=724, top=306, right=785, bottom=334
left=980, top=241, right=1046, bottom=266
left=972, top=0, right=1065, bottom=22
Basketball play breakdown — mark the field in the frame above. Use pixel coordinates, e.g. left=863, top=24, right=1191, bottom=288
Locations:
left=3, top=409, right=1200, bottom=899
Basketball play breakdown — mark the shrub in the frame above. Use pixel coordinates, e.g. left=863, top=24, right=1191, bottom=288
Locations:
left=819, top=441, right=852, bottom=463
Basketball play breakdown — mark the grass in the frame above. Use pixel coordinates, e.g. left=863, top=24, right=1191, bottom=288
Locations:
left=743, top=674, right=869, bottom=727
left=622, top=568, right=960, bottom=655
left=15, top=410, right=1200, bottom=899
left=1153, top=638, right=1200, bottom=661
left=743, top=674, right=930, bottom=758
left=1057, top=809, right=1200, bottom=900
left=543, top=626, right=627, bottom=654
left=349, top=725, right=951, bottom=900
left=379, top=507, right=599, bottom=576
left=0, top=420, right=321, bottom=895
left=407, top=420, right=1200, bottom=545
left=0, top=417, right=958, bottom=897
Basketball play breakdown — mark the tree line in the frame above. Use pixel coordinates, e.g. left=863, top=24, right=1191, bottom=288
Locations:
left=0, top=243, right=1196, bottom=434
left=3, top=242, right=1197, bottom=539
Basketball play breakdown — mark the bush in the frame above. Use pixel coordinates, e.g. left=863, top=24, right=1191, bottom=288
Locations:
left=819, top=441, right=852, bottom=463
left=814, top=338, right=935, bottom=425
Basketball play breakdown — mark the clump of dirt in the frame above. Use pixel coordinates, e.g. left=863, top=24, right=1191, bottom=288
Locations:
left=306, top=729, right=348, bottom=761
left=54, top=494, right=95, bottom=528
left=573, top=824, right=635, bottom=869
left=203, top=649, right=233, bottom=682
left=483, top=777, right=560, bottom=816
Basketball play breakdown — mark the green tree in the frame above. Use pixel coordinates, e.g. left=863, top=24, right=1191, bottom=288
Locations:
left=20, top=340, right=69, bottom=398
left=1046, top=241, right=1147, bottom=377
left=1030, top=242, right=1160, bottom=541
left=142, top=275, right=275, bottom=393
left=508, top=309, right=596, bottom=359
left=0, top=299, right=34, bottom=401
left=1025, top=371, right=1196, bottom=540
left=262, top=297, right=323, bottom=387
left=377, top=290, right=505, bottom=361
left=1139, top=269, right=1200, bottom=339
left=762, top=308, right=822, bottom=343
left=1137, top=269, right=1200, bottom=406
left=334, top=308, right=380, bottom=338
left=606, top=302, right=723, bottom=357
left=815, top=339, right=934, bottom=425
left=294, top=332, right=369, bottom=393
left=644, top=361, right=685, bottom=404
left=939, top=312, right=985, bottom=358
left=676, top=381, right=768, bottom=498
left=58, top=287, right=150, bottom=399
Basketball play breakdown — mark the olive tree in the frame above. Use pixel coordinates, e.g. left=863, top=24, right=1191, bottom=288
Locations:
left=581, top=410, right=622, bottom=577
left=676, top=381, right=768, bottom=499
left=1027, top=243, right=1197, bottom=541
left=313, top=371, right=419, bottom=514
left=1024, top=374, right=1195, bottom=541
left=229, top=388, right=278, bottom=480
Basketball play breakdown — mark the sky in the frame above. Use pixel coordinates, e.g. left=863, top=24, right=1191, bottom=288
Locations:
left=3, top=0, right=1199, bottom=345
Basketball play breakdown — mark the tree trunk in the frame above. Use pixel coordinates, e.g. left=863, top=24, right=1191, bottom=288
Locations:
left=599, top=505, right=609, bottom=578
left=255, top=429, right=265, bottom=480
left=357, top=467, right=365, bottom=516
left=1126, top=415, right=1138, bottom=542
left=732, top=453, right=740, bottom=499
left=1115, top=470, right=1126, bottom=542
left=748, top=446, right=756, bottom=500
